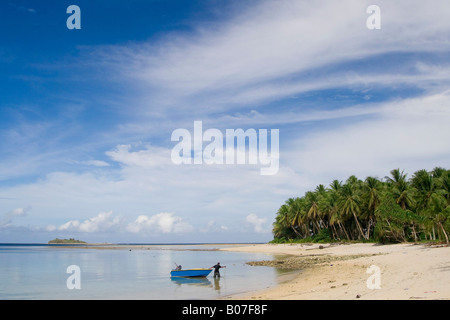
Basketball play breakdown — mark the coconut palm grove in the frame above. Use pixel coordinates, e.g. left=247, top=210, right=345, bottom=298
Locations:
left=272, top=168, right=450, bottom=244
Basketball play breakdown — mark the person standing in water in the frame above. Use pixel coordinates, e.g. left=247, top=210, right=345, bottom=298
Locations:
left=211, top=262, right=226, bottom=278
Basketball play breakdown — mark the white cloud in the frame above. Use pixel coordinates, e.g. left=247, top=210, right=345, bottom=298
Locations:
left=9, top=3, right=36, bottom=14
left=54, top=211, right=192, bottom=235
left=58, top=211, right=121, bottom=233
left=0, top=207, right=30, bottom=228
left=245, top=213, right=268, bottom=233
left=106, top=144, right=172, bottom=168
left=201, top=220, right=228, bottom=233
left=126, top=212, right=194, bottom=234
left=81, top=160, right=110, bottom=167
left=290, top=90, right=450, bottom=183
left=11, top=207, right=28, bottom=216
left=46, top=225, right=57, bottom=232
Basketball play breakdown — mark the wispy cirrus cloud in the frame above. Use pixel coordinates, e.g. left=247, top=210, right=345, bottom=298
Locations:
left=0, top=207, right=31, bottom=228
left=9, top=3, right=36, bottom=14
left=289, top=90, right=450, bottom=183
left=91, top=0, right=450, bottom=118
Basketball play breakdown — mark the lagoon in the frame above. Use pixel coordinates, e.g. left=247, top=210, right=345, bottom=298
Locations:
left=0, top=244, right=281, bottom=300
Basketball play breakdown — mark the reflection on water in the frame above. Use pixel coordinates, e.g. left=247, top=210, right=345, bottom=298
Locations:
left=170, top=275, right=226, bottom=295
left=213, top=277, right=222, bottom=292
left=170, top=277, right=212, bottom=287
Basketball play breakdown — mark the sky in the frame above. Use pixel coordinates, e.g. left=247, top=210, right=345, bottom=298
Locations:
left=1, top=0, right=450, bottom=243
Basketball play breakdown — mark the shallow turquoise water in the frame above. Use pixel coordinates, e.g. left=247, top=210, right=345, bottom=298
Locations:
left=0, top=244, right=279, bottom=300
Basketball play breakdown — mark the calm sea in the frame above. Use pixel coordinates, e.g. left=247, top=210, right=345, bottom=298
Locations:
left=0, top=244, right=284, bottom=300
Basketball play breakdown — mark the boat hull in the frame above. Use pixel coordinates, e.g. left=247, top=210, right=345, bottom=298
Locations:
left=170, top=268, right=212, bottom=277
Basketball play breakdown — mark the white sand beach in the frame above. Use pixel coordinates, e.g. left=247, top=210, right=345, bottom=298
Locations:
left=221, top=243, right=450, bottom=300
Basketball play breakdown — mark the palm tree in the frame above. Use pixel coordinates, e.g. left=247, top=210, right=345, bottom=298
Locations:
left=411, top=169, right=442, bottom=240
left=289, top=197, right=307, bottom=238
left=339, top=183, right=365, bottom=240
left=411, top=169, right=436, bottom=209
left=305, top=191, right=322, bottom=235
left=361, top=176, right=382, bottom=239
left=432, top=168, right=450, bottom=205
left=271, top=167, right=450, bottom=243
left=431, top=166, right=447, bottom=180
left=428, top=193, right=450, bottom=243
left=319, top=188, right=349, bottom=240
left=272, top=204, right=290, bottom=239
left=385, top=168, right=406, bottom=184
left=442, top=171, right=450, bottom=205
left=385, top=169, right=414, bottom=210
left=330, top=179, right=343, bottom=193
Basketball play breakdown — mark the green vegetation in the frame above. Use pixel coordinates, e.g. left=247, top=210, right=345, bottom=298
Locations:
left=48, top=238, right=87, bottom=244
left=272, top=167, right=450, bottom=244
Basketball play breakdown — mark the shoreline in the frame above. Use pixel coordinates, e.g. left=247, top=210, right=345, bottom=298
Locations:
left=220, top=242, right=450, bottom=300
left=42, top=243, right=258, bottom=251
left=3, top=242, right=448, bottom=299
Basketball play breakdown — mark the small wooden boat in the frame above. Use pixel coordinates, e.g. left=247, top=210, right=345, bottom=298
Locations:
left=170, top=268, right=212, bottom=277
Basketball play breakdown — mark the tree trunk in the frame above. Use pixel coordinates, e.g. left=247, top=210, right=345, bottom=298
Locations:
left=331, top=224, right=339, bottom=240
left=411, top=224, right=418, bottom=242
left=291, top=226, right=301, bottom=238
left=438, top=222, right=449, bottom=244
left=366, top=218, right=374, bottom=240
left=339, top=221, right=351, bottom=240
left=353, top=211, right=366, bottom=240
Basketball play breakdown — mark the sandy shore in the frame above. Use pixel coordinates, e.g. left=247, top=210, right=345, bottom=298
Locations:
left=220, top=242, right=450, bottom=300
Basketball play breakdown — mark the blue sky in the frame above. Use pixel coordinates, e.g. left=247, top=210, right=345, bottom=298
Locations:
left=1, top=0, right=450, bottom=243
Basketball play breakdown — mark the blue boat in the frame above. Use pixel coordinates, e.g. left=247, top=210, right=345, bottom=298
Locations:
left=170, top=268, right=212, bottom=277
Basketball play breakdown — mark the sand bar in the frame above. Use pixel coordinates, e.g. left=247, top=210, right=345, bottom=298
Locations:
left=221, top=242, right=450, bottom=300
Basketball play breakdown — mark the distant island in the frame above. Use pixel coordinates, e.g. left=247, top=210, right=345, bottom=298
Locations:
left=48, top=238, right=87, bottom=244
